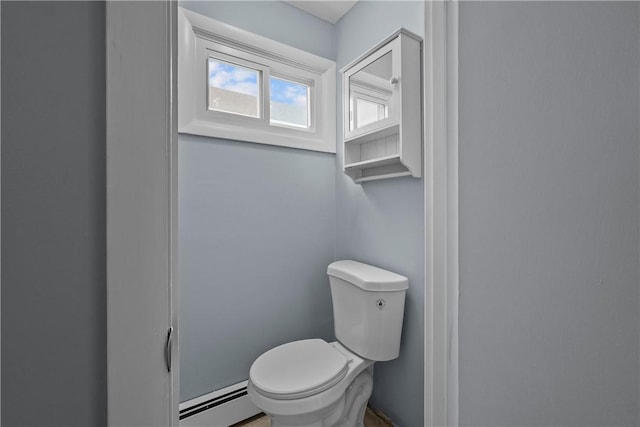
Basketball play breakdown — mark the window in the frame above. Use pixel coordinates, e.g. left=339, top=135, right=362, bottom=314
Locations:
left=207, top=57, right=261, bottom=118
left=178, top=8, right=336, bottom=153
left=270, top=77, right=310, bottom=129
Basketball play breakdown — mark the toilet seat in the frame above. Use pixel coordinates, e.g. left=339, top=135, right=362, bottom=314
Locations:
left=249, top=339, right=349, bottom=400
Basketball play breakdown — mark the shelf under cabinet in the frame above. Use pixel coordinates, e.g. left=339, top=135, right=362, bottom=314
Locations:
left=344, top=123, right=400, bottom=145
left=355, top=171, right=412, bottom=183
left=344, top=153, right=413, bottom=183
left=344, top=154, right=401, bottom=170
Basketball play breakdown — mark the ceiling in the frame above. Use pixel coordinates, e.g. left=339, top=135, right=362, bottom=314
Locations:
left=283, top=1, right=358, bottom=24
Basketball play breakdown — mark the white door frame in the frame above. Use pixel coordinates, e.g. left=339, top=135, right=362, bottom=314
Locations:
left=105, top=1, right=457, bottom=426
left=106, top=1, right=179, bottom=426
left=424, top=1, right=459, bottom=426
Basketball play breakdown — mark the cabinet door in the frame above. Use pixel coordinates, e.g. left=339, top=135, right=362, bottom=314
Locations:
left=344, top=37, right=401, bottom=141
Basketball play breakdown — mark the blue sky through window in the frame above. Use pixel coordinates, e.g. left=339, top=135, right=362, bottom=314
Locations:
left=208, top=59, right=258, bottom=96
left=270, top=77, right=309, bottom=128
left=208, top=58, right=260, bottom=117
left=207, top=58, right=310, bottom=126
left=270, top=77, right=308, bottom=107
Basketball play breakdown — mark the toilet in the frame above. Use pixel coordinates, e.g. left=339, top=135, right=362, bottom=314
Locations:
left=247, top=260, right=408, bottom=427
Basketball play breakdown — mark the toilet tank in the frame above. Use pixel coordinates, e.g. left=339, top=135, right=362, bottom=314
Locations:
left=327, top=260, right=408, bottom=361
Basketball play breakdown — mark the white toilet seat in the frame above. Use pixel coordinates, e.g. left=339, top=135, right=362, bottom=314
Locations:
left=248, top=341, right=373, bottom=420
left=250, top=339, right=349, bottom=400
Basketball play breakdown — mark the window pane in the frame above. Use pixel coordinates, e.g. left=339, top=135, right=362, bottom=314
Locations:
left=270, top=77, right=309, bottom=128
left=356, top=98, right=386, bottom=128
left=208, top=58, right=260, bottom=118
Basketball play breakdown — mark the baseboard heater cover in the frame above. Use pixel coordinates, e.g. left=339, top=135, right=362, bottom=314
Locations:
left=180, top=380, right=261, bottom=426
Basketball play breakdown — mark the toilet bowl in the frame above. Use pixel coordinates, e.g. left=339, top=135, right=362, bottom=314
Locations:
left=248, top=340, right=373, bottom=427
left=247, top=260, right=408, bottom=427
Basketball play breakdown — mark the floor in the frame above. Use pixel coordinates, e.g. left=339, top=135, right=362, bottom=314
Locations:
left=231, top=407, right=394, bottom=427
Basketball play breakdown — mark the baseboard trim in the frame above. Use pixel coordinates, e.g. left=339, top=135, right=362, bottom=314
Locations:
left=179, top=381, right=261, bottom=427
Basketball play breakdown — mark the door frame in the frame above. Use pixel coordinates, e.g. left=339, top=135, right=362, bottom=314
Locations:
left=105, top=1, right=458, bottom=426
left=106, top=1, right=179, bottom=425
left=424, top=1, right=459, bottom=426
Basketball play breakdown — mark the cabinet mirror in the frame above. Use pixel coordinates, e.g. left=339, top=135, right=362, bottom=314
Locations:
left=349, top=51, right=393, bottom=131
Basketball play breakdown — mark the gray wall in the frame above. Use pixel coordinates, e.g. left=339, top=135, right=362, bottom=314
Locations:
left=178, top=1, right=336, bottom=401
left=334, top=3, right=425, bottom=426
left=1, top=2, right=107, bottom=426
left=459, top=2, right=640, bottom=426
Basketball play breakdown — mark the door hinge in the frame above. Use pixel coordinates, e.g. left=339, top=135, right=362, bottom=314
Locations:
left=165, top=326, right=173, bottom=372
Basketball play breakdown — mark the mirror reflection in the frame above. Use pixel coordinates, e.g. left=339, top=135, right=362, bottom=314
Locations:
left=349, top=51, right=393, bottom=131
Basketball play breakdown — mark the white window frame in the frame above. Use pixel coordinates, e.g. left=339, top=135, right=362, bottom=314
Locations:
left=178, top=7, right=336, bottom=153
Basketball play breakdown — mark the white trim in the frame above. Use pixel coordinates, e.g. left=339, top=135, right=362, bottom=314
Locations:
left=170, top=0, right=181, bottom=422
left=106, top=1, right=178, bottom=426
left=424, top=1, right=459, bottom=427
left=179, top=381, right=261, bottom=427
left=178, top=7, right=336, bottom=153
left=446, top=2, right=460, bottom=425
left=1, top=2, right=3, bottom=421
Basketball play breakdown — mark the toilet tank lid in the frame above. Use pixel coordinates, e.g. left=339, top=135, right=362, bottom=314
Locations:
left=327, top=260, right=408, bottom=292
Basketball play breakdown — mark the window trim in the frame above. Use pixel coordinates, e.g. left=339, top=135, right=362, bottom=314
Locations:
left=178, top=7, right=336, bottom=153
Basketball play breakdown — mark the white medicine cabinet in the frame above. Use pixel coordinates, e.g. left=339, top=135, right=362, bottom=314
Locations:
left=341, top=29, right=422, bottom=183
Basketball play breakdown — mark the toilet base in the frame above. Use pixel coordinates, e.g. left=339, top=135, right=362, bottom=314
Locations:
left=268, top=369, right=373, bottom=427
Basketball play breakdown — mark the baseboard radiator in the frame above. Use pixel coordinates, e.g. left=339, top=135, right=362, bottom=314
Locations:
left=179, top=380, right=261, bottom=427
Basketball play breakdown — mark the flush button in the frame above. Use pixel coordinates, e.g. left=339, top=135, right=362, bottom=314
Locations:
left=376, top=299, right=385, bottom=310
